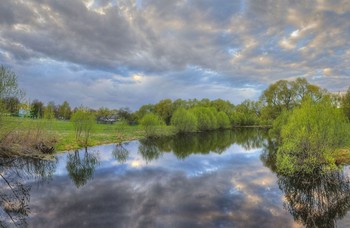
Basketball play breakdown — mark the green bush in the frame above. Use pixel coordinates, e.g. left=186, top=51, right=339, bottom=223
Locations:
left=140, top=113, right=164, bottom=138
left=71, top=108, right=96, bottom=146
left=171, top=107, right=197, bottom=133
left=276, top=96, right=350, bottom=175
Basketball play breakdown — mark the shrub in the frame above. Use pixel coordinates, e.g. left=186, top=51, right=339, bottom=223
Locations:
left=140, top=113, right=164, bottom=138
left=171, top=107, right=197, bottom=133
left=276, top=96, right=350, bottom=175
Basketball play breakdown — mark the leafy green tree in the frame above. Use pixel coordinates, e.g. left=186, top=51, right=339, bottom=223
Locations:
left=268, top=110, right=291, bottom=143
left=135, top=104, right=155, bottom=120
left=190, top=107, right=217, bottom=131
left=0, top=66, right=24, bottom=102
left=0, top=66, right=24, bottom=118
left=154, top=99, right=173, bottom=125
left=118, top=107, right=133, bottom=122
left=71, top=107, right=96, bottom=146
left=172, top=99, right=188, bottom=110
left=140, top=113, right=164, bottom=138
left=210, top=99, right=235, bottom=115
left=57, top=101, right=72, bottom=120
left=96, top=107, right=111, bottom=119
left=260, top=78, right=326, bottom=120
left=216, top=111, right=231, bottom=129
left=232, top=100, right=261, bottom=126
left=171, top=107, right=197, bottom=133
left=342, top=86, right=350, bottom=121
left=276, top=96, right=349, bottom=175
left=44, top=101, right=55, bottom=120
left=31, top=99, right=44, bottom=118
left=2, top=96, right=20, bottom=115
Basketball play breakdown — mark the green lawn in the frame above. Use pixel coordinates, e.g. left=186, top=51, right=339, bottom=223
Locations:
left=1, top=117, right=174, bottom=152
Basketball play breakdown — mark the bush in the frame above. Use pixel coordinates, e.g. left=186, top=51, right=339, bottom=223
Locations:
left=171, top=107, right=197, bottom=133
left=71, top=108, right=96, bottom=146
left=276, top=96, right=350, bottom=175
left=140, top=113, right=164, bottom=138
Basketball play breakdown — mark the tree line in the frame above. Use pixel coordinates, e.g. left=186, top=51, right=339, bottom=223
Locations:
left=1, top=65, right=350, bottom=169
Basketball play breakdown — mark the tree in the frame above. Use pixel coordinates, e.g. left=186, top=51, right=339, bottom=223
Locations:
left=140, top=113, right=164, bottom=138
left=342, top=86, right=350, bottom=121
left=57, top=101, right=72, bottom=120
left=135, top=104, right=155, bottom=120
left=231, top=100, right=261, bottom=126
left=154, top=99, right=173, bottom=125
left=260, top=78, right=326, bottom=120
left=0, top=66, right=24, bottom=101
left=2, top=96, right=20, bottom=114
left=44, top=101, right=55, bottom=120
left=118, top=107, right=134, bottom=122
left=0, top=66, right=24, bottom=114
left=276, top=96, right=349, bottom=175
left=216, top=111, right=231, bottom=129
left=31, top=100, right=44, bottom=118
left=71, top=107, right=96, bottom=146
left=210, top=99, right=234, bottom=115
left=190, top=107, right=217, bottom=131
left=171, top=107, right=197, bottom=133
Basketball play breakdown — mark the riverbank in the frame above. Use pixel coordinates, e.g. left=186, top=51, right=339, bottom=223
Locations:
left=1, top=117, right=350, bottom=166
left=0, top=117, right=176, bottom=154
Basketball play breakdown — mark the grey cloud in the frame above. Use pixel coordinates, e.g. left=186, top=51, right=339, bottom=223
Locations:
left=0, top=0, right=349, bottom=107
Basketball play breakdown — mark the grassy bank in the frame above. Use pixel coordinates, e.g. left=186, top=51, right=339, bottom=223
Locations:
left=0, top=117, right=175, bottom=153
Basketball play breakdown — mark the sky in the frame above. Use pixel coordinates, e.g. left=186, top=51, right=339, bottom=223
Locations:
left=0, top=0, right=349, bottom=110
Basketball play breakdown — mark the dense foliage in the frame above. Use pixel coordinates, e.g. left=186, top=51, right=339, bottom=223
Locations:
left=171, top=107, right=197, bottom=133
left=140, top=113, right=164, bottom=138
left=276, top=97, right=350, bottom=175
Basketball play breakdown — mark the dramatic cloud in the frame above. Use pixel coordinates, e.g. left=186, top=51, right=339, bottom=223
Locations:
left=0, top=0, right=349, bottom=109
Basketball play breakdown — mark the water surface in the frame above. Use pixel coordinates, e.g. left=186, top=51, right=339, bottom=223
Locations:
left=1, top=129, right=350, bottom=227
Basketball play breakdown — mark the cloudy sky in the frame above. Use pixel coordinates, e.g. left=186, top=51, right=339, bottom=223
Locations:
left=0, top=0, right=349, bottom=110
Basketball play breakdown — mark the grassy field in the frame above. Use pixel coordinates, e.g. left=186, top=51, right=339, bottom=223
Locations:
left=1, top=117, right=175, bottom=152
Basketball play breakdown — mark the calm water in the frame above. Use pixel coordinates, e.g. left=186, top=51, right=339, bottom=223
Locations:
left=1, top=129, right=350, bottom=228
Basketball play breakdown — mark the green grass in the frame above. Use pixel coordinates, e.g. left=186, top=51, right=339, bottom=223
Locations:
left=1, top=117, right=175, bottom=153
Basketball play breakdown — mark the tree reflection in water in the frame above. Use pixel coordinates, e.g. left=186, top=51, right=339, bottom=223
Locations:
left=137, top=129, right=268, bottom=162
left=261, top=139, right=350, bottom=227
left=112, top=143, right=129, bottom=163
left=138, top=139, right=162, bottom=163
left=0, top=157, right=57, bottom=227
left=278, top=170, right=350, bottom=227
left=260, top=138, right=278, bottom=173
left=66, top=148, right=99, bottom=188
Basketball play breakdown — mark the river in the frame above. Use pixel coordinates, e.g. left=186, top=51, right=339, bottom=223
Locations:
left=1, top=129, right=350, bottom=227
